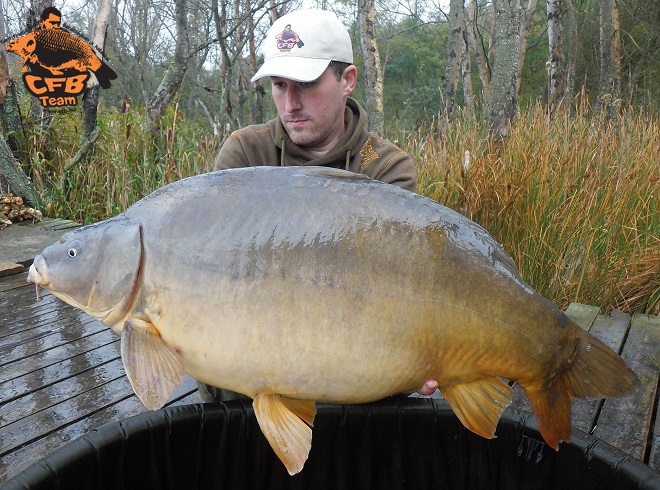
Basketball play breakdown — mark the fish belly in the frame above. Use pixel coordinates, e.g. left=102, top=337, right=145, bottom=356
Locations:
left=149, top=274, right=438, bottom=402
left=131, top=168, right=568, bottom=400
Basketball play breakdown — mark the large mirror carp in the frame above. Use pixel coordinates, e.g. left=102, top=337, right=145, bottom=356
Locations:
left=27, top=167, right=638, bottom=475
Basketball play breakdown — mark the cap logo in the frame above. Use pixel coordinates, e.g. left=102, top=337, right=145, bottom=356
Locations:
left=275, top=24, right=304, bottom=52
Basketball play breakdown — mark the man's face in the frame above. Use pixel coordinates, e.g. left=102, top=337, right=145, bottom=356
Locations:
left=270, top=65, right=357, bottom=153
left=42, top=13, right=61, bottom=29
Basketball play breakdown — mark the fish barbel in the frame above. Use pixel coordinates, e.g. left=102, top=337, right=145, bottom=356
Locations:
left=27, top=167, right=638, bottom=475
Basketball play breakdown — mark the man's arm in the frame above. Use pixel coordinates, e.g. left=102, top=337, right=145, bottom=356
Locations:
left=373, top=152, right=417, bottom=193
left=358, top=134, right=417, bottom=193
left=212, top=133, right=250, bottom=171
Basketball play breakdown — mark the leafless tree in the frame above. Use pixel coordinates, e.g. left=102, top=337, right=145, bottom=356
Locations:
left=598, top=0, right=621, bottom=122
left=358, top=0, right=385, bottom=135
left=438, top=0, right=465, bottom=139
left=488, top=0, right=523, bottom=138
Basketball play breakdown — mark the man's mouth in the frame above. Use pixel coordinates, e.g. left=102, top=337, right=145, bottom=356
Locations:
left=286, top=119, right=308, bottom=126
left=284, top=114, right=312, bottom=126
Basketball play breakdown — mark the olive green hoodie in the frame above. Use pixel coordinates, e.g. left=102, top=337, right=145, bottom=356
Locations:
left=213, top=98, right=417, bottom=192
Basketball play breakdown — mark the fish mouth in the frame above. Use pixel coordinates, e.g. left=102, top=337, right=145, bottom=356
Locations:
left=27, top=254, right=50, bottom=285
left=27, top=254, right=50, bottom=301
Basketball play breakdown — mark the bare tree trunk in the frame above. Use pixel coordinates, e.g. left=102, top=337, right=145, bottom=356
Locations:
left=81, top=0, right=113, bottom=139
left=598, top=0, right=621, bottom=123
left=547, top=0, right=566, bottom=111
left=147, top=0, right=189, bottom=133
left=461, top=24, right=474, bottom=117
left=0, top=0, right=25, bottom=158
left=214, top=0, right=239, bottom=130
left=467, top=0, right=491, bottom=94
left=564, top=0, right=578, bottom=102
left=438, top=0, right=465, bottom=139
left=0, top=139, right=41, bottom=207
left=488, top=0, right=523, bottom=139
left=515, top=0, right=541, bottom=95
left=247, top=0, right=265, bottom=124
left=358, top=0, right=384, bottom=135
left=29, top=0, right=54, bottom=159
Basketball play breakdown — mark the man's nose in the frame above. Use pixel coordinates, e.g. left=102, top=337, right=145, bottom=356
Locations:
left=284, top=86, right=302, bottom=113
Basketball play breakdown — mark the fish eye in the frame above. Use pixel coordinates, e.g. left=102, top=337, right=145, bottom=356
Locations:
left=66, top=239, right=83, bottom=258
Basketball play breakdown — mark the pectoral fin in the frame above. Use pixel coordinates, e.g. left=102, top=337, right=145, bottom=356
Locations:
left=253, top=393, right=317, bottom=475
left=121, top=318, right=184, bottom=410
left=442, top=377, right=512, bottom=439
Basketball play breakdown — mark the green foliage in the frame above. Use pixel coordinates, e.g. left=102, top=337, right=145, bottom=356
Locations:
left=378, top=17, right=448, bottom=127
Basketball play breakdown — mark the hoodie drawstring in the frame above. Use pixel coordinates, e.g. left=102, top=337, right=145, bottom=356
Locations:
left=280, top=139, right=286, bottom=166
left=345, top=150, right=350, bottom=171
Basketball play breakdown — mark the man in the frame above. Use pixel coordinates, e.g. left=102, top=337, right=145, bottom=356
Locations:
left=212, top=8, right=417, bottom=192
left=40, top=7, right=62, bottom=29
left=202, top=9, right=438, bottom=402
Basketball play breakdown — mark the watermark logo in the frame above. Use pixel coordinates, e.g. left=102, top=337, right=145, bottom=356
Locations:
left=4, top=7, right=117, bottom=108
left=275, top=24, right=304, bottom=52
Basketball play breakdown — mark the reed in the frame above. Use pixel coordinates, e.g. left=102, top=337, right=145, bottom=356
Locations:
left=28, top=103, right=658, bottom=314
left=33, top=105, right=219, bottom=224
left=399, top=105, right=659, bottom=315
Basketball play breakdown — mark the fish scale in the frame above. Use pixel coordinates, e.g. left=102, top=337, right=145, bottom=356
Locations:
left=33, top=29, right=98, bottom=64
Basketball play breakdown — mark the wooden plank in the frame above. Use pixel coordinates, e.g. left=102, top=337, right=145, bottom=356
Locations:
left=0, top=376, right=140, bottom=456
left=0, top=261, right=23, bottom=278
left=0, top=317, right=103, bottom=363
left=41, top=218, right=80, bottom=231
left=0, top=281, right=54, bottom=307
left=571, top=310, right=631, bottom=433
left=565, top=302, right=600, bottom=330
left=171, top=391, right=205, bottom=406
left=0, top=329, right=117, bottom=383
left=0, top=358, right=126, bottom=426
left=1, top=313, right=104, bottom=363
left=0, top=377, right=199, bottom=483
left=0, top=272, right=30, bottom=293
left=593, top=313, right=660, bottom=460
left=650, top=389, right=660, bottom=471
left=1, top=342, right=120, bottom=404
left=0, top=282, right=54, bottom=308
left=0, top=296, right=87, bottom=341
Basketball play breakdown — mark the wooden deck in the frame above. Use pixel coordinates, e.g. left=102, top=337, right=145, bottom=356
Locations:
left=0, top=271, right=204, bottom=483
left=0, top=270, right=659, bottom=484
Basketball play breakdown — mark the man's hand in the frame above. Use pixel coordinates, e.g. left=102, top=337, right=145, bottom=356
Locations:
left=416, top=379, right=439, bottom=396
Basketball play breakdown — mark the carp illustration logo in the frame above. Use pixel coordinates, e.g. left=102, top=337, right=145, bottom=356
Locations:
left=275, top=24, right=304, bottom=52
left=5, top=7, right=117, bottom=108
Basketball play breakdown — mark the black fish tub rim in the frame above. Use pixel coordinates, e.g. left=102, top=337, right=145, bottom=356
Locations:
left=2, top=398, right=659, bottom=490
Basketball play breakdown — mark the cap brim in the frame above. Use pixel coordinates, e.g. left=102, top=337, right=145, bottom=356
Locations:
left=250, top=57, right=331, bottom=83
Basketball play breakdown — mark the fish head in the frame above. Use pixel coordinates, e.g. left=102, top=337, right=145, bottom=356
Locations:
left=5, top=33, right=36, bottom=59
left=27, top=219, right=143, bottom=329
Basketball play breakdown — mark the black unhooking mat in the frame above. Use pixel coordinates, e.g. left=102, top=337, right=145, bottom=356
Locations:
left=2, top=398, right=659, bottom=490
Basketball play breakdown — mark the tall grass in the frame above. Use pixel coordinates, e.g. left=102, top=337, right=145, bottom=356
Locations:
left=25, top=103, right=658, bottom=315
left=29, top=105, right=219, bottom=224
left=395, top=105, right=659, bottom=315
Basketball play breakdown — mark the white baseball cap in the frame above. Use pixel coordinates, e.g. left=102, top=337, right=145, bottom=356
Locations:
left=251, top=9, right=354, bottom=83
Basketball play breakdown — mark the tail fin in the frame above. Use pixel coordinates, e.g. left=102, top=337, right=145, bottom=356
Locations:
left=94, top=62, right=118, bottom=89
left=525, top=323, right=639, bottom=449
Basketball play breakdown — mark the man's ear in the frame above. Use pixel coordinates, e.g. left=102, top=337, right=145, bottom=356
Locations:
left=342, top=65, right=358, bottom=96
